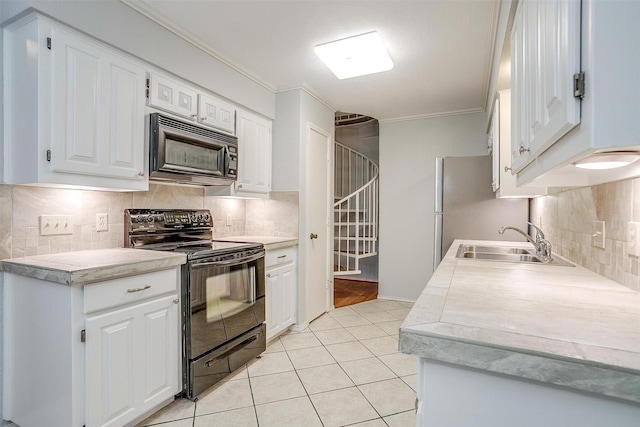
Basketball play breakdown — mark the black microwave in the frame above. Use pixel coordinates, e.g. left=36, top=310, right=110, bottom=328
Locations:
left=149, top=113, right=238, bottom=186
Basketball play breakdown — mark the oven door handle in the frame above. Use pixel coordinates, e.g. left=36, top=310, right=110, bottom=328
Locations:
left=190, top=252, right=264, bottom=269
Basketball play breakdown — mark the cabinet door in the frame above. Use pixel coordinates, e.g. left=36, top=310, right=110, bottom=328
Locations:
left=510, top=1, right=532, bottom=172
left=50, top=26, right=146, bottom=180
left=266, top=264, right=296, bottom=340
left=105, top=55, right=147, bottom=179
left=85, top=294, right=180, bottom=427
left=235, top=110, right=272, bottom=194
left=511, top=0, right=581, bottom=172
left=490, top=97, right=500, bottom=192
left=198, top=93, right=236, bottom=134
left=148, top=72, right=198, bottom=119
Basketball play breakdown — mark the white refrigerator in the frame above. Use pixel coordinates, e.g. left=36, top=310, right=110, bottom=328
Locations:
left=434, top=155, right=529, bottom=267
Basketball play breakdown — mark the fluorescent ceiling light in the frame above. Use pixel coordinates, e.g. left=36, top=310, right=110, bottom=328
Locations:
left=314, top=31, right=394, bottom=80
left=573, top=152, right=640, bottom=170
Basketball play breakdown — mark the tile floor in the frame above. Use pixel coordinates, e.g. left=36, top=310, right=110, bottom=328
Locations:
left=138, top=298, right=417, bottom=427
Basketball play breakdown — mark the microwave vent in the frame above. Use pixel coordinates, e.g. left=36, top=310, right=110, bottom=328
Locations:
left=157, top=113, right=237, bottom=145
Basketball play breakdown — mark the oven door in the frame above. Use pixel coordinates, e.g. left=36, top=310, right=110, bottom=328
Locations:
left=187, top=252, right=265, bottom=359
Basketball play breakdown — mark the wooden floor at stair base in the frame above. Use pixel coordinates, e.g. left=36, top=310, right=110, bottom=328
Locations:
left=333, top=278, right=378, bottom=308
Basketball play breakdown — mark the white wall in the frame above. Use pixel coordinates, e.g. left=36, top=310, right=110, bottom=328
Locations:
left=0, top=0, right=275, bottom=118
left=273, top=88, right=334, bottom=326
left=378, top=113, right=489, bottom=301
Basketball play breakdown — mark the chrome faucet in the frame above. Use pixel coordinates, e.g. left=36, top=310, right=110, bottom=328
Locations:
left=498, top=222, right=552, bottom=263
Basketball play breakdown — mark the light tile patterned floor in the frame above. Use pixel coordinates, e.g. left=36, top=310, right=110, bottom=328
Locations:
left=138, top=299, right=417, bottom=427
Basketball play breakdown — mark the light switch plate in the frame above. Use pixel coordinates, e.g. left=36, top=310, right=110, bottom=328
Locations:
left=40, top=215, right=73, bottom=236
left=628, top=222, right=640, bottom=257
left=592, top=220, right=605, bottom=249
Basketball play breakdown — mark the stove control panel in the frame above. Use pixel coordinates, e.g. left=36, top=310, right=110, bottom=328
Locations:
left=125, top=209, right=213, bottom=232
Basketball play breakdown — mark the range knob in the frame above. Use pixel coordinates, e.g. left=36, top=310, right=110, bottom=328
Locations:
left=197, top=214, right=204, bottom=222
left=203, top=214, right=210, bottom=222
left=190, top=214, right=197, bottom=222
left=146, top=215, right=154, bottom=223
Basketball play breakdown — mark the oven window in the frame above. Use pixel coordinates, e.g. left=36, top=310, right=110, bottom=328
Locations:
left=165, top=138, right=221, bottom=173
left=189, top=257, right=265, bottom=356
left=205, top=265, right=256, bottom=321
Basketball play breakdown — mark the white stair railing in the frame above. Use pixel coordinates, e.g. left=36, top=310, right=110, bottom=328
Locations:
left=334, top=142, right=379, bottom=275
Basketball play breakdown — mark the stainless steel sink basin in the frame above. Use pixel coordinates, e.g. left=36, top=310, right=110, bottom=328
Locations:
left=455, top=244, right=574, bottom=266
left=459, top=245, right=533, bottom=255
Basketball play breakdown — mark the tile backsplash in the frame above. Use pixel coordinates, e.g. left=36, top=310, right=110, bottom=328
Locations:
left=530, top=177, right=640, bottom=291
left=0, top=184, right=298, bottom=259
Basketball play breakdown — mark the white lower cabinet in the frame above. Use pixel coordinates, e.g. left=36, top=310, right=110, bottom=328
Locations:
left=2, top=267, right=182, bottom=427
left=416, top=358, right=640, bottom=427
left=85, top=294, right=180, bottom=427
left=265, top=246, right=297, bottom=340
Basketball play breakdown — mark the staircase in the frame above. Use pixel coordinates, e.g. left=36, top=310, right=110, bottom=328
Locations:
left=334, top=141, right=379, bottom=275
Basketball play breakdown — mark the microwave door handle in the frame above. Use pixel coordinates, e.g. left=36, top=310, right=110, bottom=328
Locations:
left=224, top=146, right=231, bottom=176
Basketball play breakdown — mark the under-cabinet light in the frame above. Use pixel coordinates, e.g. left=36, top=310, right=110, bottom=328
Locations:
left=314, top=31, right=394, bottom=80
left=573, top=152, right=640, bottom=170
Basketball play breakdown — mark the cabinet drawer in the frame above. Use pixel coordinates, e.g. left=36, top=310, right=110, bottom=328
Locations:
left=265, top=246, right=297, bottom=268
left=84, top=268, right=179, bottom=314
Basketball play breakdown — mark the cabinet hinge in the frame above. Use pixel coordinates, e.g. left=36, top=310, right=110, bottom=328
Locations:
left=46, top=149, right=51, bottom=162
left=146, top=78, right=150, bottom=98
left=573, top=72, right=585, bottom=99
left=46, top=37, right=51, bottom=50
left=81, top=329, right=86, bottom=343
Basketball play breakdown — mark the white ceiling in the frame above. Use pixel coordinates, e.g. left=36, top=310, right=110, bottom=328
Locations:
left=128, top=0, right=501, bottom=122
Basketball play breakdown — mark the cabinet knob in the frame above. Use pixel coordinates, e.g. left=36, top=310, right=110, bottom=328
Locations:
left=201, top=116, right=207, bottom=121
left=173, top=298, right=180, bottom=304
left=519, top=146, right=530, bottom=155
left=504, top=166, right=512, bottom=172
left=310, top=233, right=318, bottom=240
left=237, top=184, right=243, bottom=189
left=191, top=114, right=197, bottom=119
left=138, top=171, right=145, bottom=177
left=266, top=273, right=271, bottom=278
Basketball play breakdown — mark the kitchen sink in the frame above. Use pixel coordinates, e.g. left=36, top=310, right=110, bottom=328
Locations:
left=455, top=244, right=574, bottom=266
left=458, top=245, right=533, bottom=255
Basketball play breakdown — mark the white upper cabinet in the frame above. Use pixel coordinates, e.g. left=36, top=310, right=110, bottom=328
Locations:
left=148, top=71, right=236, bottom=135
left=511, top=0, right=581, bottom=173
left=235, top=109, right=272, bottom=194
left=148, top=72, right=198, bottom=119
left=198, top=93, right=236, bottom=134
left=3, top=13, right=148, bottom=191
left=492, top=90, right=546, bottom=198
left=512, top=0, right=640, bottom=187
left=489, top=97, right=500, bottom=193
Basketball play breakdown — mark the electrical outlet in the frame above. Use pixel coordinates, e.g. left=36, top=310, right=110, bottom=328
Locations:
left=592, top=220, right=605, bottom=249
left=226, top=213, right=232, bottom=227
left=39, top=215, right=73, bottom=236
left=628, top=222, right=640, bottom=257
left=96, top=213, right=108, bottom=232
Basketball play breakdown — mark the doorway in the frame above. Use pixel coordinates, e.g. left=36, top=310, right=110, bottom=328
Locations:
left=333, top=112, right=380, bottom=307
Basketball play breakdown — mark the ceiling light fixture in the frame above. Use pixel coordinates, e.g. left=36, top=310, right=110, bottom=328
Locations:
left=573, top=152, right=640, bottom=170
left=314, top=31, right=394, bottom=80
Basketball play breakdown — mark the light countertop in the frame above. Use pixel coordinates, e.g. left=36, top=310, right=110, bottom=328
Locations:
left=0, top=248, right=186, bottom=286
left=399, top=239, right=640, bottom=403
left=214, top=235, right=298, bottom=250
